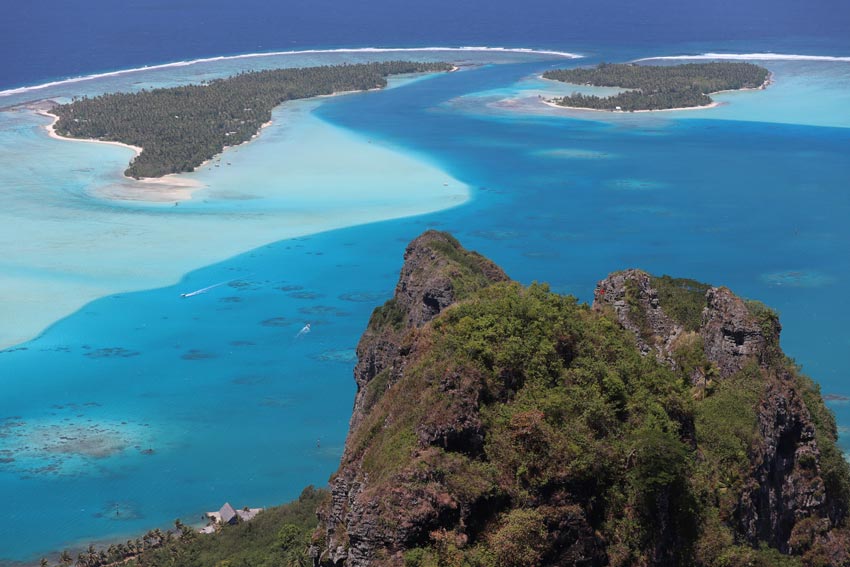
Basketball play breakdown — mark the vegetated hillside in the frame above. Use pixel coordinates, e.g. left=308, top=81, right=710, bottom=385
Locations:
left=312, top=231, right=850, bottom=567
left=63, top=487, right=326, bottom=567
left=50, top=61, right=452, bottom=178
left=543, top=62, right=769, bottom=111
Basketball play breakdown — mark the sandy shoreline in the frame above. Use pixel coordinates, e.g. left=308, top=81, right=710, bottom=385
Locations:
left=191, top=84, right=385, bottom=170
left=711, top=72, right=774, bottom=95
left=36, top=65, right=459, bottom=204
left=40, top=109, right=143, bottom=156
left=39, top=110, right=204, bottom=202
left=35, top=76, right=438, bottom=203
left=541, top=99, right=722, bottom=113
left=539, top=72, right=772, bottom=114
left=192, top=118, right=275, bottom=173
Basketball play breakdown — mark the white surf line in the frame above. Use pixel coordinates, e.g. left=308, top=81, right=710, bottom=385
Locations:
left=0, top=46, right=582, bottom=98
left=636, top=53, right=850, bottom=62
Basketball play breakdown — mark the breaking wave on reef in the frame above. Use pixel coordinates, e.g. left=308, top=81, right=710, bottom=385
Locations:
left=637, top=52, right=850, bottom=62
left=0, top=46, right=581, bottom=97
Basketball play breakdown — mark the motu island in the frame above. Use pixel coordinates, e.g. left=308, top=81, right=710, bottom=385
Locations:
left=543, top=62, right=770, bottom=111
left=49, top=61, right=452, bottom=179
left=52, top=232, right=850, bottom=567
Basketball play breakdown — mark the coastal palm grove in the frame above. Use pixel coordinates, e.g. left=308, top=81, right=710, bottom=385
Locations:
left=50, top=61, right=452, bottom=178
left=544, top=61, right=769, bottom=111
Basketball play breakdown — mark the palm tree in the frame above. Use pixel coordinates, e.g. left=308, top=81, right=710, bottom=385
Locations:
left=59, top=550, right=73, bottom=566
left=39, top=559, right=49, bottom=567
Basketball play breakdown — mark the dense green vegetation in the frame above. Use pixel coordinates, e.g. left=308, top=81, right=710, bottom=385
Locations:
left=795, top=372, right=850, bottom=517
left=51, top=61, right=452, bottom=178
left=41, top=487, right=325, bottom=567
left=650, top=274, right=712, bottom=331
left=543, top=62, right=769, bottom=111
left=358, top=284, right=700, bottom=563
left=346, top=275, right=849, bottom=566
left=409, top=282, right=697, bottom=564
left=368, top=297, right=406, bottom=332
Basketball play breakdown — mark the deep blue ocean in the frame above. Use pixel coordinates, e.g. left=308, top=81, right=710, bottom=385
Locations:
left=2, top=0, right=850, bottom=91
left=2, top=2, right=850, bottom=563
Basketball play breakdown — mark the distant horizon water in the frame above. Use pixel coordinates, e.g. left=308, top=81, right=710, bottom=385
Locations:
left=6, top=45, right=850, bottom=97
left=0, top=46, right=583, bottom=97
left=3, top=0, right=850, bottom=90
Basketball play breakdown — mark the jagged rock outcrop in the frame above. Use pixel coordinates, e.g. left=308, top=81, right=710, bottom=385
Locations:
left=739, top=372, right=826, bottom=550
left=594, top=269, right=848, bottom=559
left=700, top=286, right=781, bottom=377
left=593, top=269, right=781, bottom=380
left=349, top=231, right=508, bottom=431
left=593, top=269, right=685, bottom=363
left=312, top=236, right=850, bottom=567
left=313, top=231, right=508, bottom=566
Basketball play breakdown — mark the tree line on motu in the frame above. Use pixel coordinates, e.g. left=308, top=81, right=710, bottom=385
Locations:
left=51, top=61, right=452, bottom=179
left=543, top=61, right=769, bottom=111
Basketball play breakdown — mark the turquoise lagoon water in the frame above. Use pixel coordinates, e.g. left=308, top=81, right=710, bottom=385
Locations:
left=1, top=50, right=850, bottom=561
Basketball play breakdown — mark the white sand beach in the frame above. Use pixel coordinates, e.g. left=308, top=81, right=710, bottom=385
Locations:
left=40, top=110, right=204, bottom=202
left=540, top=99, right=722, bottom=113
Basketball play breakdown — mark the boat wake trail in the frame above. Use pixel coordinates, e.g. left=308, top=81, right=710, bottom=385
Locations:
left=180, top=280, right=229, bottom=298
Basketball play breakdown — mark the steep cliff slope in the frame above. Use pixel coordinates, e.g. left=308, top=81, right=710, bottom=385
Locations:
left=312, top=232, right=850, bottom=567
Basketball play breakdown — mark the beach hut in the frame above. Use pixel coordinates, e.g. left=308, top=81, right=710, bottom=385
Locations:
left=204, top=501, right=264, bottom=530
left=219, top=502, right=238, bottom=525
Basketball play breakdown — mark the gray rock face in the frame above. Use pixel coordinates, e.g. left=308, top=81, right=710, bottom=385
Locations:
left=394, top=232, right=472, bottom=329
left=313, top=231, right=507, bottom=567
left=700, top=286, right=779, bottom=378
left=593, top=269, right=842, bottom=553
left=593, top=269, right=684, bottom=364
left=592, top=271, right=780, bottom=380
left=349, top=231, right=508, bottom=430
left=739, top=373, right=827, bottom=551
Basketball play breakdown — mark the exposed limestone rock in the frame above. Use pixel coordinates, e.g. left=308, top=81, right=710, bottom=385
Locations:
left=594, top=269, right=845, bottom=556
left=350, top=230, right=508, bottom=431
left=700, top=286, right=780, bottom=378
left=593, top=271, right=780, bottom=380
left=593, top=269, right=684, bottom=364
left=313, top=231, right=507, bottom=567
left=738, top=372, right=826, bottom=551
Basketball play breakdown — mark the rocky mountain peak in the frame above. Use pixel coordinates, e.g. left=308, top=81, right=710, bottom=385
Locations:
left=312, top=234, right=850, bottom=567
left=593, top=270, right=781, bottom=380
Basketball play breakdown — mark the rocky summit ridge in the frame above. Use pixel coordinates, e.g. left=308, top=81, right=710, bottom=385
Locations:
left=311, top=231, right=850, bottom=567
